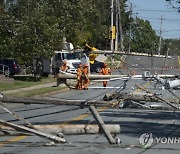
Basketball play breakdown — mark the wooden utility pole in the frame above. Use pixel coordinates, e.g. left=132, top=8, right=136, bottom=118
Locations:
left=115, top=0, right=119, bottom=51
left=117, top=0, right=124, bottom=52
left=158, top=16, right=163, bottom=55
left=161, top=48, right=169, bottom=74
left=0, top=101, right=33, bottom=128
left=89, top=105, right=116, bottom=144
left=110, top=0, right=114, bottom=52
left=0, top=124, right=121, bottom=136
left=128, top=3, right=132, bottom=53
left=135, top=84, right=180, bottom=110
left=0, top=119, right=66, bottom=143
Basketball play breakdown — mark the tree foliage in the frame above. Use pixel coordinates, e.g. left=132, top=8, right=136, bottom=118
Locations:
left=163, top=38, right=180, bottom=55
left=0, top=0, right=111, bottom=63
left=0, top=0, right=164, bottom=64
left=123, top=17, right=159, bottom=53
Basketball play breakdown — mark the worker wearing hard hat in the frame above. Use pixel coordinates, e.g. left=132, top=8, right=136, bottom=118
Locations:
left=76, top=64, right=83, bottom=90
left=100, top=63, right=112, bottom=87
left=82, top=64, right=89, bottom=90
left=60, top=60, right=69, bottom=72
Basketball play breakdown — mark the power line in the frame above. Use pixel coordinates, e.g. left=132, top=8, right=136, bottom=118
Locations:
left=136, top=9, right=176, bottom=12
left=163, top=30, right=180, bottom=33
left=137, top=15, right=180, bottom=22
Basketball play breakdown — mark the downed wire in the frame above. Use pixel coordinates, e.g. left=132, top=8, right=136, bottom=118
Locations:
left=0, top=97, right=115, bottom=107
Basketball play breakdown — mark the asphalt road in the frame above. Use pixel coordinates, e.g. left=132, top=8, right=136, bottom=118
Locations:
left=0, top=55, right=180, bottom=154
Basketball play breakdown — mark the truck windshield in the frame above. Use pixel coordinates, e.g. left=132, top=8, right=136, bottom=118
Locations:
left=64, top=52, right=81, bottom=60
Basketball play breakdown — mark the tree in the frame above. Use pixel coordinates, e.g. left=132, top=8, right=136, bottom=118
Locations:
left=163, top=38, right=180, bottom=55
left=1, top=0, right=62, bottom=64
left=0, top=3, right=17, bottom=57
left=0, top=0, right=112, bottom=64
left=0, top=0, right=162, bottom=64
left=126, top=17, right=159, bottom=53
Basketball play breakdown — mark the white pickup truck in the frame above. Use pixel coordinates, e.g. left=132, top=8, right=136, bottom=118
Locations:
left=52, top=50, right=82, bottom=74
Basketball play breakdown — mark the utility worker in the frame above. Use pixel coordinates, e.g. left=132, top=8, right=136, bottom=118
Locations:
left=100, top=63, right=112, bottom=87
left=60, top=60, right=69, bottom=72
left=82, top=64, right=89, bottom=90
left=76, top=64, right=83, bottom=90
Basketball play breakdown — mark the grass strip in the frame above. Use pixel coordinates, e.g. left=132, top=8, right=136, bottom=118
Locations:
left=9, top=86, right=65, bottom=97
left=0, top=77, right=56, bottom=91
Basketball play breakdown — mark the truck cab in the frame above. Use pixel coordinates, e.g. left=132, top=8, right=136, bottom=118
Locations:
left=52, top=50, right=82, bottom=74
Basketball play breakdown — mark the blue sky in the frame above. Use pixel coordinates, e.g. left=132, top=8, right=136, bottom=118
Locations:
left=128, top=0, right=180, bottom=39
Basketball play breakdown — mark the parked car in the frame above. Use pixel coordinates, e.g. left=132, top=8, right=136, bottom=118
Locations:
left=0, top=58, right=21, bottom=76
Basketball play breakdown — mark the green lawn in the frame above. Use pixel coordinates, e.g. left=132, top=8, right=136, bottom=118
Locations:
left=0, top=77, right=56, bottom=91
left=10, top=86, right=64, bottom=97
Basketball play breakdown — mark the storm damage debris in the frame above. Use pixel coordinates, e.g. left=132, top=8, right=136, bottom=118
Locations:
left=0, top=101, right=34, bottom=128
left=0, top=124, right=120, bottom=135
left=135, top=84, right=180, bottom=110
left=0, top=96, right=117, bottom=107
left=89, top=105, right=119, bottom=144
left=0, top=119, right=66, bottom=143
left=0, top=97, right=121, bottom=144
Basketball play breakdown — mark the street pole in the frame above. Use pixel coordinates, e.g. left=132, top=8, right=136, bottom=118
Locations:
left=117, top=0, right=124, bottom=52
left=115, top=0, right=119, bottom=52
left=110, top=0, right=114, bottom=52
left=128, top=3, right=132, bottom=53
left=158, top=16, right=163, bottom=55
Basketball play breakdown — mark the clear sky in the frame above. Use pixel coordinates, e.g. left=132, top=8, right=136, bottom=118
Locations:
left=127, top=0, right=180, bottom=39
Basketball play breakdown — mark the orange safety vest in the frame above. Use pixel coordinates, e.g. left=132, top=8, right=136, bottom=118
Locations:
left=77, top=67, right=82, bottom=76
left=61, top=64, right=68, bottom=71
left=101, top=68, right=111, bottom=75
left=82, top=67, right=89, bottom=80
left=82, top=67, right=88, bottom=75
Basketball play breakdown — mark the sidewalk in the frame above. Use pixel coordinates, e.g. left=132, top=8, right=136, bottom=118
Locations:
left=3, top=82, right=57, bottom=95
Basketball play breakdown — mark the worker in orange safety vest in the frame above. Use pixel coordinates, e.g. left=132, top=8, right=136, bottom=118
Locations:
left=100, top=63, right=112, bottom=87
left=60, top=60, right=69, bottom=72
left=81, top=64, right=89, bottom=90
left=75, top=64, right=83, bottom=90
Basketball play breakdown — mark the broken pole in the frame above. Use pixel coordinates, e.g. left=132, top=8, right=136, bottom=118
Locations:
left=0, top=124, right=121, bottom=135
left=0, top=97, right=112, bottom=107
left=0, top=101, right=34, bottom=128
left=89, top=105, right=116, bottom=144
left=0, top=119, right=66, bottom=143
left=135, top=84, right=180, bottom=109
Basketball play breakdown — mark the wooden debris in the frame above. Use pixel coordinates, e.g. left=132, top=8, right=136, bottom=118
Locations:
left=0, top=119, right=66, bottom=143
left=103, top=91, right=180, bottom=105
left=89, top=105, right=116, bottom=144
left=0, top=101, right=33, bottom=128
left=0, top=97, right=113, bottom=107
left=0, top=124, right=120, bottom=135
left=135, top=84, right=180, bottom=109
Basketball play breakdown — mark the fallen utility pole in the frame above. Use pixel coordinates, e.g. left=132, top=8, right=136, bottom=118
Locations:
left=0, top=97, right=115, bottom=107
left=135, top=84, right=180, bottom=110
left=89, top=105, right=116, bottom=144
left=0, top=101, right=33, bottom=128
left=56, top=71, right=174, bottom=80
left=56, top=71, right=175, bottom=86
left=89, top=50, right=172, bottom=58
left=103, top=92, right=159, bottom=102
left=0, top=124, right=120, bottom=135
left=56, top=73, right=126, bottom=86
left=0, top=119, right=66, bottom=143
left=57, top=73, right=126, bottom=79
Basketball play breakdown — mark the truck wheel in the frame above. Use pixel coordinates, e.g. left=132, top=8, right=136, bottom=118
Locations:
left=96, top=67, right=101, bottom=73
left=4, top=70, right=10, bottom=77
